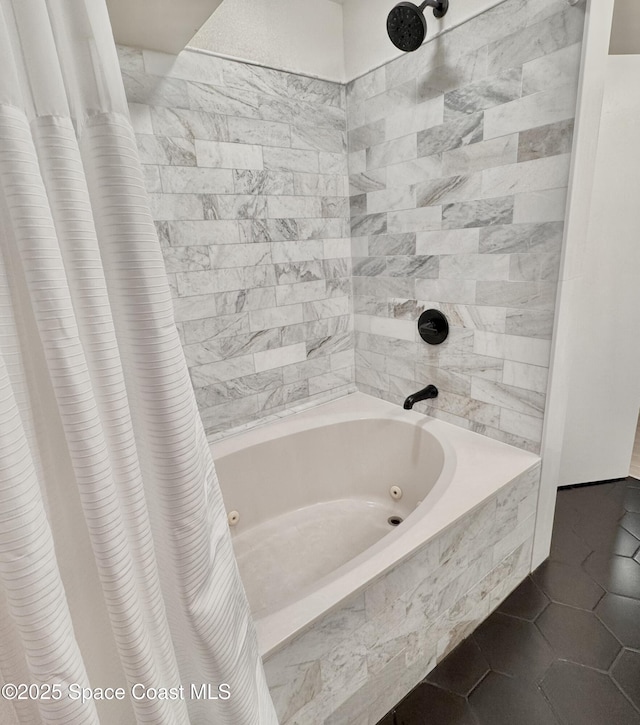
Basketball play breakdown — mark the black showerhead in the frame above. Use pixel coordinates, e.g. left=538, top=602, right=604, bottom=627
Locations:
left=387, top=0, right=449, bottom=52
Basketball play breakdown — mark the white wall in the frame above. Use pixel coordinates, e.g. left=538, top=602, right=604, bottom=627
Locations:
left=190, top=0, right=345, bottom=82
left=557, top=54, right=640, bottom=486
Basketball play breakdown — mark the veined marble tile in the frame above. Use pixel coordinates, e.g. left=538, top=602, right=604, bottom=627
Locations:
left=442, top=134, right=518, bottom=176
left=439, top=254, right=510, bottom=281
left=195, top=139, right=263, bottom=170
left=319, top=152, right=348, bottom=175
left=200, top=395, right=259, bottom=435
left=481, top=153, right=571, bottom=198
left=150, top=106, right=229, bottom=142
left=347, top=67, right=386, bottom=106
left=419, top=302, right=506, bottom=333
left=275, top=280, right=328, bottom=306
left=518, top=119, right=574, bottom=163
left=385, top=96, right=444, bottom=142
left=233, top=170, right=294, bottom=195
left=321, top=197, right=349, bottom=219
left=259, top=380, right=311, bottom=412
left=509, top=253, right=560, bottom=282
left=414, top=278, right=476, bottom=305
left=143, top=49, right=225, bottom=86
left=147, top=193, right=203, bottom=221
left=474, top=330, right=505, bottom=359
left=487, top=7, right=584, bottom=73
left=323, top=238, right=351, bottom=259
left=166, top=220, right=240, bottom=246
left=503, top=334, right=552, bottom=367
left=416, top=228, right=479, bottom=255
left=365, top=80, right=416, bottom=124
left=281, top=357, right=332, bottom=385
left=143, top=165, right=162, bottom=193
left=292, top=125, right=346, bottom=154
left=306, top=331, right=354, bottom=358
left=442, top=196, right=513, bottom=229
left=128, top=103, right=153, bottom=134
left=227, top=116, right=291, bottom=148
left=522, top=43, right=582, bottom=96
left=354, top=315, right=415, bottom=343
left=349, top=149, right=366, bottom=175
left=417, top=113, right=483, bottom=158
left=308, top=368, right=354, bottom=396
left=415, top=174, right=482, bottom=207
left=254, top=343, right=307, bottom=373
left=348, top=120, right=386, bottom=153
left=177, top=266, right=275, bottom=296
left=202, top=194, right=268, bottom=220
left=476, top=280, right=556, bottom=310
left=415, top=47, right=488, bottom=101
left=183, top=328, right=281, bottom=365
left=505, top=309, right=555, bottom=340
left=499, top=408, right=544, bottom=443
left=355, top=331, right=416, bottom=359
left=513, top=188, right=567, bottom=223
left=159, top=167, right=234, bottom=194
left=191, top=354, right=255, bottom=386
left=386, top=155, right=442, bottom=188
left=271, top=240, right=324, bottom=264
left=349, top=168, right=386, bottom=196
left=275, top=260, right=324, bottom=285
left=194, top=369, right=283, bottom=408
left=162, top=245, right=210, bottom=273
left=444, top=68, right=522, bottom=119
left=137, top=134, right=196, bottom=166
left=187, top=81, right=262, bottom=118
left=303, top=297, right=350, bottom=322
left=267, top=196, right=322, bottom=219
left=366, top=135, right=417, bottom=171
left=209, top=243, right=271, bottom=269
left=484, top=83, right=578, bottom=140
left=347, top=98, right=366, bottom=131
left=366, top=187, right=415, bottom=214
left=351, top=213, right=387, bottom=237
left=172, top=293, right=217, bottom=323
left=479, top=221, right=564, bottom=254
left=293, top=173, right=343, bottom=197
left=471, top=378, right=545, bottom=419
left=388, top=206, right=441, bottom=234
left=369, top=233, right=416, bottom=257
left=503, top=360, right=549, bottom=394
left=431, top=389, right=501, bottom=428
left=385, top=256, right=439, bottom=279
left=263, top=147, right=320, bottom=174
left=287, top=75, right=344, bottom=109
left=122, top=71, right=189, bottom=109
left=214, top=288, right=277, bottom=316
left=250, top=304, right=304, bottom=332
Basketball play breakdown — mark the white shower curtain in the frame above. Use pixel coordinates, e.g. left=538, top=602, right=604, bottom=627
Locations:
left=0, top=1, right=277, bottom=724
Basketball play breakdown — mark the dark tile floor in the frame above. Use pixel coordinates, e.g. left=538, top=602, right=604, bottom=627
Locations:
left=377, top=477, right=640, bottom=725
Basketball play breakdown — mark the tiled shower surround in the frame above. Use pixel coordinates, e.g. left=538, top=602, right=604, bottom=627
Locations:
left=348, top=0, right=584, bottom=453
left=120, top=0, right=585, bottom=452
left=119, top=46, right=354, bottom=435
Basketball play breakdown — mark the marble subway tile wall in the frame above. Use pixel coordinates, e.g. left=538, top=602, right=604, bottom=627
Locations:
left=347, top=0, right=585, bottom=453
left=118, top=46, right=354, bottom=434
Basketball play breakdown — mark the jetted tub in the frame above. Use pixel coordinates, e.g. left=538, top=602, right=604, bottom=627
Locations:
left=211, top=392, right=540, bottom=662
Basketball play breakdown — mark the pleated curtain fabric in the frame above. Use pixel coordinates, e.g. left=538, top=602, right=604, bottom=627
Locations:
left=0, top=1, right=278, bottom=723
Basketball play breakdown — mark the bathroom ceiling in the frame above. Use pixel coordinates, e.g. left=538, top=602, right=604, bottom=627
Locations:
left=105, top=0, right=223, bottom=54
left=610, top=0, right=640, bottom=54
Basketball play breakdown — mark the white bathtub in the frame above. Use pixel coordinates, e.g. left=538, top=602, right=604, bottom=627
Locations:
left=211, top=392, right=540, bottom=662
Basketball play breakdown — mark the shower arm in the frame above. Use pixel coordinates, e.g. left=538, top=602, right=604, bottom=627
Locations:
left=418, top=0, right=448, bottom=18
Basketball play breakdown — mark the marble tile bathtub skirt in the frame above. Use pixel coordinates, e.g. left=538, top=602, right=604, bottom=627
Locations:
left=347, top=0, right=585, bottom=454
left=263, top=463, right=541, bottom=725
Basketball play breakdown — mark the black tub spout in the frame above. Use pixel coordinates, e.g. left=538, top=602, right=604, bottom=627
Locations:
left=403, top=384, right=438, bottom=410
